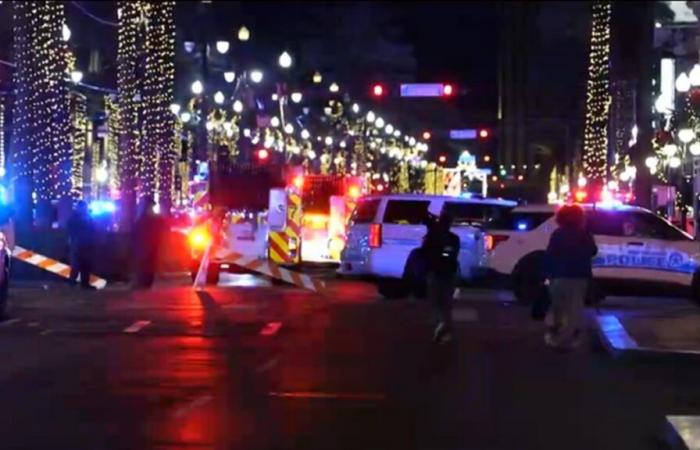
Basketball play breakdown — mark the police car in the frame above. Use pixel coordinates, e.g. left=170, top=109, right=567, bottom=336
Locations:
left=339, top=194, right=516, bottom=297
left=485, top=202, right=700, bottom=304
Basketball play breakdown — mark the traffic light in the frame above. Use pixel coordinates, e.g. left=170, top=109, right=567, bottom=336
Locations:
left=256, top=149, right=269, bottom=162
left=442, top=84, right=454, bottom=97
left=478, top=128, right=490, bottom=139
left=372, top=83, right=385, bottom=97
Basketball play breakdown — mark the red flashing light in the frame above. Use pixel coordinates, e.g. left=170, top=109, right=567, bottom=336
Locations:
left=422, top=131, right=431, bottom=140
left=369, top=223, right=382, bottom=248
left=575, top=190, right=588, bottom=202
left=478, top=129, right=489, bottom=139
left=372, top=84, right=384, bottom=97
left=257, top=148, right=269, bottom=160
left=292, top=175, right=304, bottom=190
left=442, top=84, right=454, bottom=96
left=438, top=155, right=447, bottom=164
left=347, top=185, right=361, bottom=198
left=376, top=184, right=384, bottom=192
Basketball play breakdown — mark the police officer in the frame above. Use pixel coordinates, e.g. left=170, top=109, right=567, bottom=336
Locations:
left=133, top=197, right=167, bottom=288
left=67, top=200, right=96, bottom=289
left=422, top=211, right=460, bottom=344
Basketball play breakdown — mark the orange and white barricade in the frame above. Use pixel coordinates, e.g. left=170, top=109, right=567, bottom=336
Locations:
left=12, top=245, right=107, bottom=289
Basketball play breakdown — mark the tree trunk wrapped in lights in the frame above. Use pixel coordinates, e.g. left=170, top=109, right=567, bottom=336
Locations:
left=117, top=1, right=144, bottom=226
left=582, top=1, right=612, bottom=186
left=141, top=1, right=175, bottom=213
left=105, top=95, right=121, bottom=192
left=68, top=92, right=87, bottom=198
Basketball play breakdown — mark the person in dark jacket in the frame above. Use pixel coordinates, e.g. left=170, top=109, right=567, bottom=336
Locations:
left=545, top=204, right=598, bottom=349
left=422, top=211, right=460, bottom=344
left=133, top=197, right=167, bottom=288
left=67, top=200, right=96, bottom=289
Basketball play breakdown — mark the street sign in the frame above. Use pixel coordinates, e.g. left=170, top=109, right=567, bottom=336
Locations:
left=400, top=83, right=444, bottom=97
left=449, top=129, right=478, bottom=140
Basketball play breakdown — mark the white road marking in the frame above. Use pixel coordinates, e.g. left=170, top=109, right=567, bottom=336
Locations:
left=39, top=329, right=52, bottom=336
left=123, top=320, right=152, bottom=333
left=0, top=318, right=21, bottom=327
left=172, top=394, right=213, bottom=418
left=27, top=322, right=40, bottom=327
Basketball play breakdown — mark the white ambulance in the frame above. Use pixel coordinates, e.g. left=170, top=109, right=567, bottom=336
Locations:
left=485, top=202, right=700, bottom=303
left=339, top=194, right=516, bottom=297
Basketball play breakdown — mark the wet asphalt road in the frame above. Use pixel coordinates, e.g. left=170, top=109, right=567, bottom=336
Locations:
left=0, top=274, right=699, bottom=449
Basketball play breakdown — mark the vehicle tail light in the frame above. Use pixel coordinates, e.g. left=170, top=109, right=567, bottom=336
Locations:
left=369, top=223, right=382, bottom=248
left=485, top=233, right=509, bottom=252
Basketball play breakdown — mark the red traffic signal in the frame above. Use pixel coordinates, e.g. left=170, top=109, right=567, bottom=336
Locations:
left=372, top=84, right=385, bottom=97
left=442, top=84, right=454, bottom=96
left=478, top=129, right=490, bottom=139
left=256, top=149, right=269, bottom=161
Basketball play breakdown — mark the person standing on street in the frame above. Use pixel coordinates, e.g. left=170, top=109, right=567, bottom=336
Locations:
left=67, top=200, right=97, bottom=289
left=133, top=197, right=167, bottom=289
left=422, top=212, right=460, bottom=344
left=545, top=204, right=597, bottom=349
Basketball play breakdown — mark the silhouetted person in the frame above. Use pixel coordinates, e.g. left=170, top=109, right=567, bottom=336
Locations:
left=133, top=198, right=167, bottom=288
left=422, top=212, right=460, bottom=344
left=545, top=204, right=597, bottom=349
left=67, top=200, right=96, bottom=289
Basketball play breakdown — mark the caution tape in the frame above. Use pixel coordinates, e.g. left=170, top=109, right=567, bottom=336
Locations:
left=12, top=245, right=107, bottom=289
left=224, top=251, right=326, bottom=293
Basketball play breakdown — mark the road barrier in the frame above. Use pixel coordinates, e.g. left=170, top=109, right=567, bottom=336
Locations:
left=12, top=245, right=107, bottom=289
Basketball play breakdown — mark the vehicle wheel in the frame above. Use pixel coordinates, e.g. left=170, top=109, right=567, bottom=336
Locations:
left=377, top=278, right=409, bottom=299
left=206, top=264, right=220, bottom=285
left=512, top=252, right=546, bottom=305
left=691, top=271, right=700, bottom=305
left=0, top=261, right=9, bottom=319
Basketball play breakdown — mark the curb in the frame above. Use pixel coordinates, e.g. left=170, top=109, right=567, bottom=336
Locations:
left=595, top=315, right=700, bottom=358
left=665, top=416, right=700, bottom=450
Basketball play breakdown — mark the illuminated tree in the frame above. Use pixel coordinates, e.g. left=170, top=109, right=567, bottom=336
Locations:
left=582, top=1, right=612, bottom=184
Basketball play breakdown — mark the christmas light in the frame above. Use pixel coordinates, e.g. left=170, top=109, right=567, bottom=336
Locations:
left=233, top=100, right=243, bottom=113
left=237, top=26, right=250, bottom=42
left=290, top=92, right=303, bottom=103
left=191, top=80, right=203, bottom=95
left=312, top=71, right=322, bottom=84
left=215, top=40, right=229, bottom=54
left=582, top=1, right=612, bottom=184
left=278, top=51, right=292, bottom=69
left=224, top=71, right=235, bottom=83
left=250, top=70, right=263, bottom=83
left=329, top=82, right=340, bottom=93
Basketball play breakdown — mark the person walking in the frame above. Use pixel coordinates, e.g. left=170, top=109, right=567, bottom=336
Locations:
left=132, top=197, right=167, bottom=289
left=66, top=200, right=97, bottom=289
left=422, top=212, right=460, bottom=344
left=544, top=204, right=597, bottom=349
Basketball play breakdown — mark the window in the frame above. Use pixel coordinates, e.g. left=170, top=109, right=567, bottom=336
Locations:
left=351, top=199, right=380, bottom=224
left=443, top=202, right=513, bottom=226
left=586, top=211, right=624, bottom=236
left=628, top=212, right=691, bottom=241
left=486, top=211, right=553, bottom=231
left=382, top=200, right=430, bottom=225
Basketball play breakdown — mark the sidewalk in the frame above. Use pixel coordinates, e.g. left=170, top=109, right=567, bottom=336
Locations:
left=596, top=307, right=700, bottom=356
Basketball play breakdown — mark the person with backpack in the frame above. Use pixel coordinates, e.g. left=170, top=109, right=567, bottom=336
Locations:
left=544, top=204, right=597, bottom=349
left=422, top=212, right=460, bottom=344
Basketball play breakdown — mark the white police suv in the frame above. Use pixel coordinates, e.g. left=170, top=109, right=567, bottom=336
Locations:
left=485, top=203, right=700, bottom=303
left=339, top=194, right=516, bottom=297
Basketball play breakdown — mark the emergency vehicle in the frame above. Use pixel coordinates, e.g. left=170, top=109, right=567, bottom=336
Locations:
left=485, top=202, right=700, bottom=304
left=187, top=165, right=363, bottom=284
left=339, top=194, right=516, bottom=298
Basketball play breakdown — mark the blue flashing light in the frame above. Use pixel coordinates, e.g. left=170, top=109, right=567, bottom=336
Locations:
left=516, top=221, right=528, bottom=231
left=89, top=200, right=116, bottom=216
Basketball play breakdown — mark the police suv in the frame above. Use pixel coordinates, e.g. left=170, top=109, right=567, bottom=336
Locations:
left=485, top=203, right=700, bottom=303
left=339, top=194, right=516, bottom=297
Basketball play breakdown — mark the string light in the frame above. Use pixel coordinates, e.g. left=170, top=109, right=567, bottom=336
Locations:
left=582, top=1, right=612, bottom=184
left=69, top=92, right=87, bottom=197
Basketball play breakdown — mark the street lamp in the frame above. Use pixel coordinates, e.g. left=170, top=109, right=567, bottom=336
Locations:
left=284, top=123, right=294, bottom=134
left=375, top=117, right=385, bottom=128
left=250, top=70, right=263, bottom=83
left=676, top=73, right=691, bottom=93
left=325, top=136, right=333, bottom=146
left=191, top=80, right=204, bottom=95
left=278, top=51, right=293, bottom=69
left=385, top=124, right=394, bottom=135
left=679, top=128, right=695, bottom=144
left=270, top=116, right=280, bottom=127
left=663, top=143, right=679, bottom=157
left=62, top=24, right=71, bottom=42
left=214, top=91, right=225, bottom=105
left=366, top=111, right=376, bottom=123
left=301, top=129, right=310, bottom=140
left=691, top=142, right=700, bottom=156
left=70, top=70, right=83, bottom=83
left=237, top=26, right=250, bottom=42
left=224, top=71, right=236, bottom=83
left=690, top=64, right=700, bottom=87
left=290, top=92, right=303, bottom=103
left=670, top=156, right=682, bottom=168
left=352, top=103, right=360, bottom=113
left=169, top=103, right=181, bottom=115
left=180, top=112, right=191, bottom=123
left=312, top=71, right=323, bottom=84
left=216, top=40, right=230, bottom=54
left=233, top=100, right=243, bottom=113
left=329, top=82, right=339, bottom=93
left=96, top=166, right=109, bottom=184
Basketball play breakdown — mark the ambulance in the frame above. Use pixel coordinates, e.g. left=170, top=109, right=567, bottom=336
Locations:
left=187, top=165, right=363, bottom=284
left=484, top=202, right=700, bottom=304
